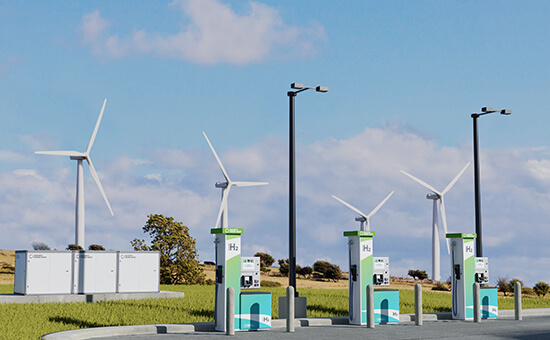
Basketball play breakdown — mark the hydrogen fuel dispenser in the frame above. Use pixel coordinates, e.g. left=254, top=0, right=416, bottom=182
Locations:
left=447, top=233, right=498, bottom=320
left=212, top=228, right=271, bottom=332
left=345, top=230, right=398, bottom=325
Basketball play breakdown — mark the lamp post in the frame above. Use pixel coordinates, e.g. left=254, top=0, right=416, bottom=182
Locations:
left=288, top=83, right=328, bottom=296
left=471, top=107, right=511, bottom=257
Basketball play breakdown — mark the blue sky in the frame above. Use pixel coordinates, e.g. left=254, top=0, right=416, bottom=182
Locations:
left=1, top=0, right=549, bottom=286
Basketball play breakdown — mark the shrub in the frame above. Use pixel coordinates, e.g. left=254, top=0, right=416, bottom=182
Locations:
left=31, top=242, right=50, bottom=250
left=313, top=260, right=342, bottom=282
left=66, top=244, right=84, bottom=250
left=278, top=259, right=289, bottom=277
left=533, top=281, right=550, bottom=297
left=432, top=281, right=451, bottom=291
left=313, top=261, right=333, bottom=275
left=254, top=252, right=275, bottom=268
left=323, top=264, right=343, bottom=282
left=88, top=244, right=105, bottom=251
left=408, top=269, right=429, bottom=280
left=261, top=280, right=282, bottom=287
left=510, top=278, right=524, bottom=288
left=522, top=287, right=534, bottom=295
left=297, top=266, right=313, bottom=278
left=496, top=277, right=511, bottom=296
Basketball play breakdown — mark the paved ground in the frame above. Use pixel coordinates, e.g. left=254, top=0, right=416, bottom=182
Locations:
left=48, top=316, right=550, bottom=340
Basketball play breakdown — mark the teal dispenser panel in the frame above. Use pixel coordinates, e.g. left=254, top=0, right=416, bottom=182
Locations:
left=239, top=292, right=272, bottom=330
left=480, top=287, right=498, bottom=319
left=374, top=289, right=400, bottom=323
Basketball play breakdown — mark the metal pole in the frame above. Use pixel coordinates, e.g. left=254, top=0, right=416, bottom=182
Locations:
left=414, top=284, right=423, bottom=326
left=287, top=286, right=295, bottom=332
left=472, top=114, right=483, bottom=257
left=366, top=284, right=374, bottom=328
left=515, top=281, right=522, bottom=320
left=288, top=91, right=297, bottom=296
left=226, top=287, right=235, bottom=335
left=473, top=283, right=481, bottom=322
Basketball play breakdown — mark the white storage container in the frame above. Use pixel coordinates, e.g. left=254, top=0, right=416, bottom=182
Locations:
left=14, top=251, right=73, bottom=295
left=117, top=251, right=160, bottom=293
left=72, top=251, right=118, bottom=294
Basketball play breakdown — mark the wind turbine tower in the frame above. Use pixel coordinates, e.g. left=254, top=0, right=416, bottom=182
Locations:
left=400, top=163, right=470, bottom=282
left=332, top=191, right=394, bottom=231
left=35, top=99, right=114, bottom=249
left=203, top=132, right=268, bottom=228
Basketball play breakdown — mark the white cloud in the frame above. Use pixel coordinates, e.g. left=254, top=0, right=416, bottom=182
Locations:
left=2, top=127, right=549, bottom=285
left=526, top=159, right=550, bottom=181
left=80, top=0, right=325, bottom=64
left=144, top=173, right=163, bottom=182
left=0, top=150, right=26, bottom=162
left=12, top=169, right=41, bottom=178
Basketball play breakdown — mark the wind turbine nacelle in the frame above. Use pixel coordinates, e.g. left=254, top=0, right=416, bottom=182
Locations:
left=426, top=193, right=439, bottom=200
left=70, top=156, right=86, bottom=161
left=355, top=216, right=366, bottom=222
left=215, top=182, right=229, bottom=188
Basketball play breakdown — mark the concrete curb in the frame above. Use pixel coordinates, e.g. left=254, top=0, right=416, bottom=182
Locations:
left=0, top=291, right=185, bottom=305
left=41, top=309, right=550, bottom=340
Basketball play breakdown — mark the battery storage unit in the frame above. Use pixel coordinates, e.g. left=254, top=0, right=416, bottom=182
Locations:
left=117, top=251, right=160, bottom=293
left=73, top=251, right=117, bottom=294
left=14, top=251, right=73, bottom=295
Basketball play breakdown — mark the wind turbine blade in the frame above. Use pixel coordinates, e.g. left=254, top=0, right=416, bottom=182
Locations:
left=203, top=132, right=231, bottom=183
left=367, top=191, right=394, bottom=218
left=86, top=99, right=107, bottom=154
left=442, top=162, right=471, bottom=195
left=35, top=150, right=84, bottom=157
left=331, top=195, right=368, bottom=219
left=86, top=157, right=114, bottom=216
left=232, top=181, right=269, bottom=187
left=439, top=197, right=450, bottom=254
left=215, top=187, right=231, bottom=228
left=400, top=170, right=441, bottom=196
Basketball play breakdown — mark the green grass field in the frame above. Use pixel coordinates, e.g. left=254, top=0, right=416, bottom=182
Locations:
left=1, top=284, right=550, bottom=340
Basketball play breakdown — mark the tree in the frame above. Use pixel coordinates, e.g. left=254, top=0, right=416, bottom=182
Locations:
left=66, top=244, right=84, bottom=250
left=297, top=266, right=313, bottom=278
left=533, top=281, right=550, bottom=297
left=313, top=260, right=342, bottom=282
left=88, top=244, right=105, bottom=251
left=278, top=259, right=289, bottom=277
left=408, top=269, right=429, bottom=280
left=323, top=264, right=343, bottom=282
left=32, top=242, right=50, bottom=250
left=496, top=277, right=511, bottom=296
left=509, top=278, right=524, bottom=292
left=313, top=260, right=333, bottom=275
left=131, top=214, right=205, bottom=285
left=254, top=252, right=275, bottom=268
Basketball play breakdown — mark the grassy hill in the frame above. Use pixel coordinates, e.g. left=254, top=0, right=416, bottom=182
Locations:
left=0, top=250, right=15, bottom=285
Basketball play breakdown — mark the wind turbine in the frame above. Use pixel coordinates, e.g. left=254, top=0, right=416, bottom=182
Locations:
left=332, top=191, right=394, bottom=231
left=400, top=162, right=470, bottom=282
left=35, top=99, right=114, bottom=249
left=203, top=132, right=268, bottom=228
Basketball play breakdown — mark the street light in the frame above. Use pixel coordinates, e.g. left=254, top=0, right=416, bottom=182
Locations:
left=288, top=82, right=328, bottom=297
left=471, top=107, right=511, bottom=257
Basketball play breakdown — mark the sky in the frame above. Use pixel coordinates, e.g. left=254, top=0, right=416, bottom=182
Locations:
left=1, top=0, right=549, bottom=286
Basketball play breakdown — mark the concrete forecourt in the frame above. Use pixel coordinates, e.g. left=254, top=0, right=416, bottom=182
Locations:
left=42, top=309, right=550, bottom=340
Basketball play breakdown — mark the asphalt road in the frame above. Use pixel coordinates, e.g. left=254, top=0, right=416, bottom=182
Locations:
left=97, top=317, right=550, bottom=340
